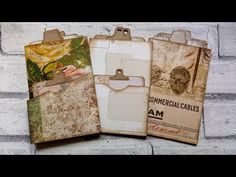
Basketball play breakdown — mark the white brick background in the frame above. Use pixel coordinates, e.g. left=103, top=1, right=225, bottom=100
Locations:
left=0, top=22, right=235, bottom=155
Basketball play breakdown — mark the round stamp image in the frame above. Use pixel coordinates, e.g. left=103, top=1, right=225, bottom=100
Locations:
left=169, top=66, right=190, bottom=95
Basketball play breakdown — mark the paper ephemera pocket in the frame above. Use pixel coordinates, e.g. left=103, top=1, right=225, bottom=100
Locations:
left=25, top=29, right=100, bottom=144
left=148, top=29, right=212, bottom=144
left=90, top=27, right=151, bottom=136
left=94, top=69, right=149, bottom=136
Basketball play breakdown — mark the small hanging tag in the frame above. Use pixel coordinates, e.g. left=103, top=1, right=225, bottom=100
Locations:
left=42, top=29, right=65, bottom=43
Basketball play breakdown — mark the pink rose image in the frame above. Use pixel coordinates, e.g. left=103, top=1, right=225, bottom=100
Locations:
left=62, top=65, right=84, bottom=77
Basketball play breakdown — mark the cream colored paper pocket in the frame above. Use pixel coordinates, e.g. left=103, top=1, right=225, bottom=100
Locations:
left=94, top=69, right=149, bottom=136
left=108, top=87, right=149, bottom=122
left=90, top=27, right=152, bottom=136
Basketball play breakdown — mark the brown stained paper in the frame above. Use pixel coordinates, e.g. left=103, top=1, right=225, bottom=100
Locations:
left=148, top=30, right=212, bottom=145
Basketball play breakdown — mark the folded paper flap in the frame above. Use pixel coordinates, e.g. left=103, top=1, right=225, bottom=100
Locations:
left=93, top=27, right=145, bottom=41
left=153, top=29, right=208, bottom=48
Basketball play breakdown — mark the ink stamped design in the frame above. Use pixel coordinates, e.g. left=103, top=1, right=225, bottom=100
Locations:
left=148, top=30, right=211, bottom=145
left=169, top=66, right=191, bottom=95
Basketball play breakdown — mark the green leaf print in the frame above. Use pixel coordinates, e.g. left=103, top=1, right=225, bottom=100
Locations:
left=26, top=59, right=43, bottom=83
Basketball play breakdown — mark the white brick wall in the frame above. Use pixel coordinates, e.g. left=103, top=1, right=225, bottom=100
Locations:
left=36, top=136, right=152, bottom=155
left=0, top=22, right=235, bottom=155
left=0, top=56, right=28, bottom=93
left=0, top=99, right=29, bottom=135
left=219, top=24, right=236, bottom=56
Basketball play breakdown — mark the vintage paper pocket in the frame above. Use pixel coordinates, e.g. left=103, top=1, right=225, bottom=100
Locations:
left=94, top=69, right=149, bottom=136
left=90, top=27, right=151, bottom=136
left=148, top=29, right=212, bottom=144
left=25, top=29, right=100, bottom=144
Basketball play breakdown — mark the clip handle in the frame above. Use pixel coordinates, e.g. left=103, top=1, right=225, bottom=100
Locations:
left=170, top=29, right=191, bottom=44
left=29, top=29, right=80, bottom=45
left=106, top=27, right=132, bottom=41
left=42, top=29, right=65, bottom=43
left=153, top=29, right=191, bottom=44
left=153, top=29, right=208, bottom=48
left=109, top=69, right=129, bottom=80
